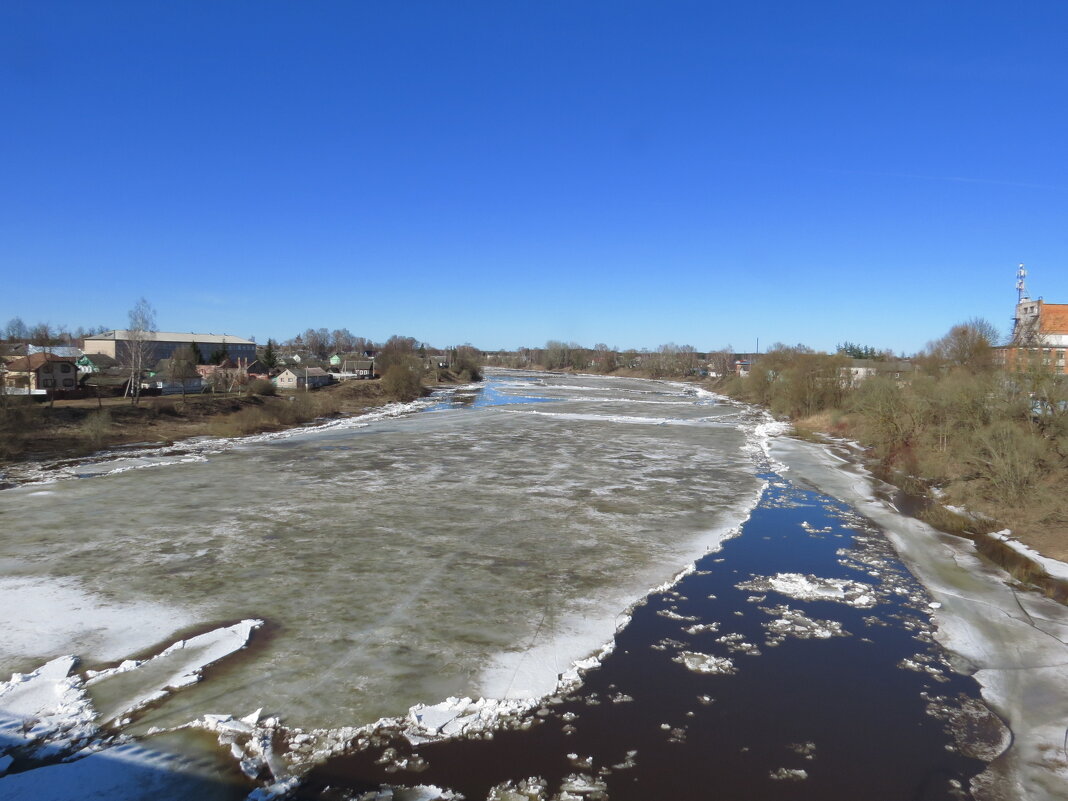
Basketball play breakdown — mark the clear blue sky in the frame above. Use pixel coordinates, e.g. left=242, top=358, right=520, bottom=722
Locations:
left=2, top=1, right=1067, bottom=354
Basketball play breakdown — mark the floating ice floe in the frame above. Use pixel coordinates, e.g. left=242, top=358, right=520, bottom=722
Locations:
left=769, top=767, right=808, bottom=781
left=672, top=651, right=737, bottom=675
left=759, top=604, right=850, bottom=646
left=486, top=776, right=550, bottom=800
left=737, top=572, right=878, bottom=608
left=683, top=622, right=720, bottom=635
left=0, top=575, right=199, bottom=672
left=715, top=633, right=761, bottom=656
left=787, top=741, right=817, bottom=759
left=657, top=608, right=699, bottom=622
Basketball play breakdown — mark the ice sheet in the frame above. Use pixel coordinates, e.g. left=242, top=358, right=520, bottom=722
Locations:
left=0, top=655, right=97, bottom=762
left=86, top=620, right=263, bottom=724
left=0, top=576, right=198, bottom=676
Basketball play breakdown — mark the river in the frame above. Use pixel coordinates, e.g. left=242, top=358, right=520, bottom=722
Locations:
left=1, top=370, right=1065, bottom=800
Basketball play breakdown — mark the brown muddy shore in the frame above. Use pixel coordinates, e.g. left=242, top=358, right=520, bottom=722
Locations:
left=0, top=378, right=445, bottom=480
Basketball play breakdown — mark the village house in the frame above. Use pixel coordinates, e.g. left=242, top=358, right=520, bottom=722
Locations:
left=274, top=367, right=333, bottom=389
left=145, top=358, right=206, bottom=395
left=329, top=353, right=377, bottom=377
left=1, top=353, right=79, bottom=393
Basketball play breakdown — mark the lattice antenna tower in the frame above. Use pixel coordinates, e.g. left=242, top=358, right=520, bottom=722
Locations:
left=1016, top=263, right=1028, bottom=302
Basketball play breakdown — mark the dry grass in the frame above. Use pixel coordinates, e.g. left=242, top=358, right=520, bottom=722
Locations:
left=208, top=393, right=339, bottom=437
left=80, top=409, right=112, bottom=450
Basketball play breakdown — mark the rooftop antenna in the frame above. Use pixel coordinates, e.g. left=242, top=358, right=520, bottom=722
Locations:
left=1016, top=263, right=1029, bottom=302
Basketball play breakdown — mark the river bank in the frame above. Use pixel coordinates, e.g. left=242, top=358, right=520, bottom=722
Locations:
left=775, top=420, right=1068, bottom=605
left=0, top=376, right=473, bottom=486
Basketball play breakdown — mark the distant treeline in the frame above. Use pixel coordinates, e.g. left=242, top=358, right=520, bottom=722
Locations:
left=490, top=341, right=736, bottom=378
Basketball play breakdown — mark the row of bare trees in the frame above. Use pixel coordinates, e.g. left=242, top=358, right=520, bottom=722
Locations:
left=3, top=317, right=109, bottom=346
left=282, top=328, right=376, bottom=360
left=496, top=341, right=736, bottom=379
left=724, top=318, right=1068, bottom=531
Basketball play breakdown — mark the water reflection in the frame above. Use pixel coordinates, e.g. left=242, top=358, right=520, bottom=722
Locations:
left=426, top=373, right=560, bottom=411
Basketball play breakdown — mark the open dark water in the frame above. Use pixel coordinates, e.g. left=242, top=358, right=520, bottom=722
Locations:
left=301, top=470, right=994, bottom=800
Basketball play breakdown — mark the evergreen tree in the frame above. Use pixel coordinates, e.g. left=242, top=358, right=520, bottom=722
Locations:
left=262, top=339, right=278, bottom=369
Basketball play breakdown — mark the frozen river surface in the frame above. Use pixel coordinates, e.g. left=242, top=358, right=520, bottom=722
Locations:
left=0, top=372, right=762, bottom=731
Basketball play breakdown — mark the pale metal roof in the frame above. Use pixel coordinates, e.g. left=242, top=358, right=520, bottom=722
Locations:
left=84, top=331, right=256, bottom=346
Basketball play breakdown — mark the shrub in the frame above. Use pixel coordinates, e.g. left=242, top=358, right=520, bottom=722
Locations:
left=247, top=378, right=276, bottom=396
left=965, top=421, right=1050, bottom=505
left=81, top=409, right=112, bottom=449
left=382, top=364, right=424, bottom=401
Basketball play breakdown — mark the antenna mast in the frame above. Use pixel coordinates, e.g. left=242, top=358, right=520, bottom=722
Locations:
left=1016, top=263, right=1028, bottom=302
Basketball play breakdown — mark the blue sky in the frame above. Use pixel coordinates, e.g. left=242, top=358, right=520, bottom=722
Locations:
left=2, top=1, right=1067, bottom=354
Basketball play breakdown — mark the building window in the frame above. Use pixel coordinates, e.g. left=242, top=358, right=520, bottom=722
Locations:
left=61, top=363, right=71, bottom=372
left=43, top=364, right=53, bottom=373
left=42, top=378, right=55, bottom=387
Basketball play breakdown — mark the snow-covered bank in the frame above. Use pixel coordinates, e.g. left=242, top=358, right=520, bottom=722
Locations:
left=770, top=436, right=1068, bottom=801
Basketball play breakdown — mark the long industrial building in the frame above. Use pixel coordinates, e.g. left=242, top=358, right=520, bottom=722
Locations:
left=82, top=331, right=257, bottom=365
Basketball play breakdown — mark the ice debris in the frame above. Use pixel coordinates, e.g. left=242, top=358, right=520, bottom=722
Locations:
left=769, top=767, right=808, bottom=781
left=405, top=696, right=536, bottom=745
left=85, top=619, right=263, bottom=724
left=486, top=777, right=549, bottom=801
left=737, top=572, right=878, bottom=608
left=0, top=655, right=98, bottom=762
left=759, top=604, right=850, bottom=646
left=672, top=651, right=737, bottom=675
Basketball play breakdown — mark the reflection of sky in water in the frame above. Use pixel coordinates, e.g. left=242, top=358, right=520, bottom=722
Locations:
left=426, top=376, right=560, bottom=411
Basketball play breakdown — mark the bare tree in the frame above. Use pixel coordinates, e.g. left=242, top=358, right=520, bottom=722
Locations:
left=330, top=328, right=356, bottom=355
left=4, top=317, right=28, bottom=341
left=923, top=318, right=999, bottom=373
left=708, top=345, right=734, bottom=378
left=125, top=298, right=157, bottom=406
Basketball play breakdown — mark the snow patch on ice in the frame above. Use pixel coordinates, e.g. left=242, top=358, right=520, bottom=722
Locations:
left=0, top=575, right=199, bottom=675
